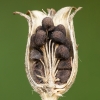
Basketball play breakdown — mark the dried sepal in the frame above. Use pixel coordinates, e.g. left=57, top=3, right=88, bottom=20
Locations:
left=14, top=6, right=82, bottom=100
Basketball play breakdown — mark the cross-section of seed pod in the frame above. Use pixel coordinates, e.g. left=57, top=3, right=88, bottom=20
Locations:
left=14, top=7, right=82, bottom=100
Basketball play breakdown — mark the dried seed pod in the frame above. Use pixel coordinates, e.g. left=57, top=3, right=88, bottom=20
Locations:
left=34, top=30, right=47, bottom=47
left=54, top=24, right=66, bottom=36
left=14, top=7, right=82, bottom=100
left=56, top=45, right=70, bottom=59
left=42, top=17, right=55, bottom=31
left=50, top=31, right=66, bottom=44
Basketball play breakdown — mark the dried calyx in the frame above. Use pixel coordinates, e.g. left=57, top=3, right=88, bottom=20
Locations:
left=14, top=7, right=82, bottom=100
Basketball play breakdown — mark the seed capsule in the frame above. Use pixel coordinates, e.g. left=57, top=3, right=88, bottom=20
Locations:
left=50, top=31, right=66, bottom=44
left=42, top=17, right=55, bottom=31
left=56, top=45, right=69, bottom=59
left=34, top=30, right=47, bottom=47
left=54, top=24, right=66, bottom=36
left=14, top=6, right=81, bottom=100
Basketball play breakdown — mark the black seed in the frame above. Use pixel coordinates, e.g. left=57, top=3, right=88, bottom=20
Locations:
left=29, top=49, right=43, bottom=60
left=33, top=62, right=44, bottom=75
left=31, top=62, right=44, bottom=84
left=30, top=34, right=37, bottom=49
left=42, top=17, right=55, bottom=31
left=56, top=70, right=71, bottom=84
left=36, top=26, right=44, bottom=32
left=57, top=58, right=72, bottom=70
left=34, top=61, right=44, bottom=71
left=64, top=38, right=72, bottom=50
left=56, top=45, right=69, bottom=59
left=34, top=30, right=47, bottom=47
left=33, top=70, right=44, bottom=83
left=34, top=69, right=41, bottom=76
left=54, top=24, right=66, bottom=36
left=50, top=31, right=66, bottom=44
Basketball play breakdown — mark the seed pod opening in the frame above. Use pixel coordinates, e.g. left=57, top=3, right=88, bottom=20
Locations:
left=14, top=7, right=82, bottom=100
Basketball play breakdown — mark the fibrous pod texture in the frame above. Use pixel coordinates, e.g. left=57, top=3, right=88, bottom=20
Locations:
left=14, top=7, right=82, bottom=100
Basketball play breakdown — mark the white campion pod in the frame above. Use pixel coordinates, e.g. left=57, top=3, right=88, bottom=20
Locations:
left=14, top=7, right=82, bottom=100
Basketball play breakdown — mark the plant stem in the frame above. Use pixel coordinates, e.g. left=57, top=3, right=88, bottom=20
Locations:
left=41, top=93, right=58, bottom=100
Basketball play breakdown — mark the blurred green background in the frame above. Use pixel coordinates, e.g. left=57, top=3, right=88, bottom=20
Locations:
left=0, top=0, right=100, bottom=100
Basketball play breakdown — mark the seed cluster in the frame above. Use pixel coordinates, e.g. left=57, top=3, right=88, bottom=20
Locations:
left=29, top=17, right=72, bottom=84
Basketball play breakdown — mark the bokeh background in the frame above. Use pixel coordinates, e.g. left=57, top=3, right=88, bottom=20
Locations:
left=0, top=0, right=100, bottom=100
